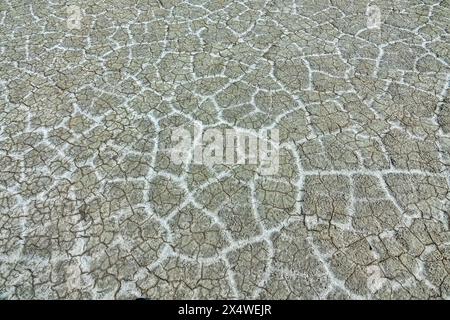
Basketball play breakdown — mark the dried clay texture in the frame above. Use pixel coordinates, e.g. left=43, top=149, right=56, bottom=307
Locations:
left=0, top=0, right=449, bottom=299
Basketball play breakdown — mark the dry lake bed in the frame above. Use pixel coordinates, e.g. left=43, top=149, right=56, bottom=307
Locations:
left=0, top=0, right=449, bottom=299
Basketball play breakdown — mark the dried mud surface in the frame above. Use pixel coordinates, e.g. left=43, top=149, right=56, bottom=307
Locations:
left=0, top=0, right=449, bottom=299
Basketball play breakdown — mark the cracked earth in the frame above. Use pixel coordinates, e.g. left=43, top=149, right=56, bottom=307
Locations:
left=1, top=0, right=450, bottom=300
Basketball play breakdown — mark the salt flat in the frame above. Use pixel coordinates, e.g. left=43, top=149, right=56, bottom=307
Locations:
left=0, top=0, right=449, bottom=299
